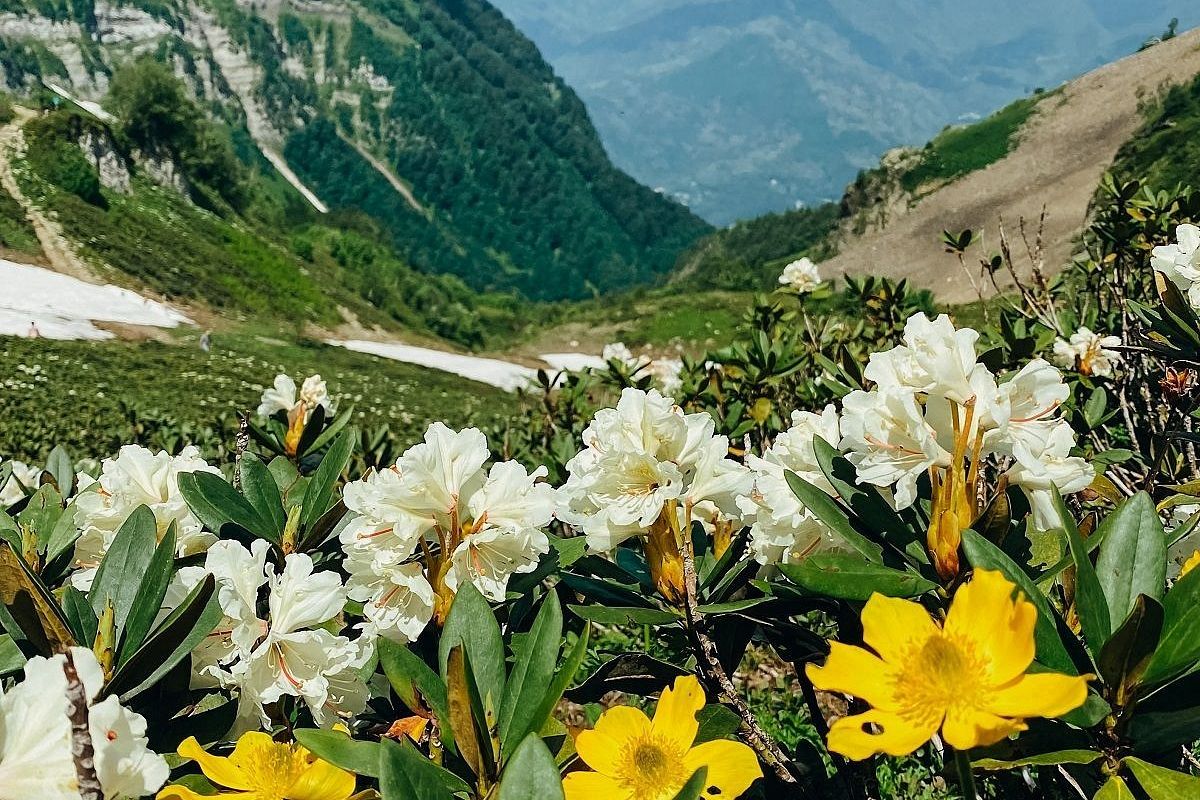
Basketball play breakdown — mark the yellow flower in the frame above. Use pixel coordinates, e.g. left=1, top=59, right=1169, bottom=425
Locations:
left=157, top=732, right=355, bottom=800
left=807, top=569, right=1091, bottom=760
left=563, top=676, right=762, bottom=800
left=1181, top=550, right=1200, bottom=579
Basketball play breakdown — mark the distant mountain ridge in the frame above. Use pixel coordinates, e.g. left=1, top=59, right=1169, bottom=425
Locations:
left=0, top=0, right=710, bottom=300
left=492, top=0, right=1200, bottom=224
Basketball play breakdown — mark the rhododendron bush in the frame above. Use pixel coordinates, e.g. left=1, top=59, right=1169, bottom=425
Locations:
left=6, top=181, right=1200, bottom=800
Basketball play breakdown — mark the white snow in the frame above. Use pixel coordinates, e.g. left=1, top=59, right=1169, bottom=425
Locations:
left=44, top=82, right=116, bottom=123
left=0, top=259, right=191, bottom=340
left=540, top=352, right=606, bottom=372
left=329, top=339, right=539, bottom=391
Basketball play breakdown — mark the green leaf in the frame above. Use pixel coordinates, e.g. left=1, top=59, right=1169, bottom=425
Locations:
left=117, top=523, right=178, bottom=664
left=300, top=427, right=355, bottom=532
left=1097, top=595, right=1162, bottom=695
left=438, top=583, right=506, bottom=709
left=294, top=729, right=382, bottom=778
left=525, top=623, right=589, bottom=745
left=972, top=749, right=1101, bottom=770
left=0, top=543, right=75, bottom=654
left=18, top=484, right=62, bottom=549
left=1066, top=523, right=1112, bottom=658
left=962, top=529, right=1076, bottom=673
left=104, top=574, right=221, bottom=701
left=1141, top=566, right=1200, bottom=687
left=1125, top=756, right=1200, bottom=799
left=1095, top=493, right=1166, bottom=632
left=178, top=471, right=267, bottom=540
left=1130, top=705, right=1200, bottom=755
left=43, top=498, right=79, bottom=566
left=670, top=767, right=709, bottom=800
left=377, top=638, right=455, bottom=756
left=379, top=736, right=453, bottom=800
left=694, top=704, right=741, bottom=743
left=497, top=734, right=564, bottom=800
left=500, top=592, right=562, bottom=755
left=0, top=633, right=25, bottom=676
left=784, top=471, right=883, bottom=562
left=61, top=586, right=98, bottom=648
left=778, top=554, right=936, bottom=601
left=239, top=454, right=286, bottom=539
left=567, top=605, right=679, bottom=626
left=89, top=505, right=158, bottom=634
left=813, top=439, right=917, bottom=551
left=1094, top=776, right=1135, bottom=800
left=446, top=647, right=493, bottom=781
left=45, top=446, right=73, bottom=495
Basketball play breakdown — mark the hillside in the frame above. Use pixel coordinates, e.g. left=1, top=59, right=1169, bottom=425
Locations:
left=491, top=0, right=1199, bottom=223
left=676, top=27, right=1200, bottom=303
left=0, top=0, right=709, bottom=300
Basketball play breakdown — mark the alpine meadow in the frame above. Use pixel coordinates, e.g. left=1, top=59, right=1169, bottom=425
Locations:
left=8, top=3, right=1200, bottom=800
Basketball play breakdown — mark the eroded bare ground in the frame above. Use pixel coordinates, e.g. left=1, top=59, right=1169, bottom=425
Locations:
left=820, top=29, right=1200, bottom=304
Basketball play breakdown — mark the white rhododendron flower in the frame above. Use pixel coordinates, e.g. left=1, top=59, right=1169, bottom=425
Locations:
left=738, top=406, right=849, bottom=565
left=1004, top=421, right=1095, bottom=531
left=778, top=257, right=822, bottom=293
left=1052, top=327, right=1121, bottom=378
left=1151, top=223, right=1200, bottom=308
left=0, top=460, right=39, bottom=507
left=339, top=423, right=554, bottom=641
left=72, top=444, right=221, bottom=589
left=647, top=357, right=684, bottom=394
left=257, top=373, right=332, bottom=418
left=0, top=647, right=168, bottom=800
left=187, top=540, right=369, bottom=732
left=558, top=388, right=750, bottom=553
left=601, top=342, right=644, bottom=368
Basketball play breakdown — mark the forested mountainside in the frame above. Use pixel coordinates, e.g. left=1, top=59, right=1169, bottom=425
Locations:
left=0, top=0, right=710, bottom=300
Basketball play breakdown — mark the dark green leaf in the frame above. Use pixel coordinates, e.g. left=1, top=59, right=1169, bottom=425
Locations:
left=178, top=472, right=266, bottom=540
left=670, top=767, right=709, bottom=800
left=565, top=653, right=688, bottom=704
left=694, top=704, right=741, bottom=743
left=1125, top=756, right=1200, bottom=799
left=0, top=633, right=24, bottom=675
left=438, top=583, right=505, bottom=710
left=378, top=638, right=453, bottom=753
left=500, top=592, right=562, bottom=754
left=294, top=729, right=382, bottom=778
left=972, top=749, right=1101, bottom=770
left=1095, top=493, right=1167, bottom=630
left=497, top=734, right=564, bottom=800
left=239, top=454, right=286, bottom=539
left=300, top=427, right=355, bottom=532
left=117, top=523, right=178, bottom=664
left=89, top=505, right=157, bottom=635
left=1094, top=776, right=1135, bottom=800
left=379, top=736, right=453, bottom=800
left=1097, top=595, right=1162, bottom=695
left=778, top=554, right=936, bottom=601
left=785, top=471, right=883, bottom=562
left=1066, top=523, right=1111, bottom=659
left=61, top=586, right=97, bottom=648
left=1142, top=566, right=1200, bottom=687
left=45, top=446, right=73, bottom=495
left=567, top=605, right=679, bottom=626
left=105, top=574, right=221, bottom=701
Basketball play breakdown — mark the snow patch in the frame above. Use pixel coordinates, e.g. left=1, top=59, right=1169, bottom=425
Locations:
left=329, top=339, right=537, bottom=392
left=540, top=352, right=606, bottom=372
left=0, top=260, right=191, bottom=340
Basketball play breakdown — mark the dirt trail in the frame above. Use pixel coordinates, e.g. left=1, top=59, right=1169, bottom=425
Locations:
left=0, top=107, right=96, bottom=281
left=338, top=131, right=425, bottom=214
left=820, top=29, right=1200, bottom=303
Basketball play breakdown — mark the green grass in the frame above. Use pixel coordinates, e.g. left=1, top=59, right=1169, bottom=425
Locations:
left=0, top=183, right=39, bottom=258
left=1111, top=71, right=1200, bottom=191
left=0, top=330, right=516, bottom=463
left=901, top=92, right=1049, bottom=192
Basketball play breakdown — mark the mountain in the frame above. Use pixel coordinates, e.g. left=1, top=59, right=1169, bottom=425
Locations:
left=490, top=0, right=1200, bottom=224
left=671, top=28, right=1200, bottom=302
left=0, top=0, right=710, bottom=300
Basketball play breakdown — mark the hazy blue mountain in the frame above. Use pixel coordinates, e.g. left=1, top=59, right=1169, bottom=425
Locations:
left=491, top=0, right=1200, bottom=223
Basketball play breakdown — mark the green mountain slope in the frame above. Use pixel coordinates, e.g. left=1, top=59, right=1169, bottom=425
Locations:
left=1110, top=70, right=1200, bottom=190
left=0, top=0, right=709, bottom=300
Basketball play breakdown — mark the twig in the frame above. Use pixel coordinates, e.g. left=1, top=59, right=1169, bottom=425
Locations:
left=678, top=532, right=797, bottom=785
left=63, top=651, right=103, bottom=800
left=233, top=411, right=250, bottom=491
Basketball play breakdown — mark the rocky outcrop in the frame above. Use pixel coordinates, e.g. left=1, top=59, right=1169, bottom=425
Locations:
left=78, top=130, right=131, bottom=193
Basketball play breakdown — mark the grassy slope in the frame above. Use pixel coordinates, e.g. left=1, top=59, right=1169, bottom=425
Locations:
left=0, top=328, right=515, bottom=462
left=1110, top=70, right=1200, bottom=190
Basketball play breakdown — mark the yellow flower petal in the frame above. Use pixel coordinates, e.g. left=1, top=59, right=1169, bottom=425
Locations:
left=1182, top=550, right=1200, bottom=578
left=805, top=642, right=898, bottom=711
left=941, top=705, right=1026, bottom=750
left=860, top=594, right=938, bottom=662
left=825, top=709, right=940, bottom=760
left=682, top=739, right=763, bottom=800
left=986, top=672, right=1091, bottom=720
left=286, top=757, right=357, bottom=800
left=177, top=736, right=255, bottom=791
left=944, top=569, right=1036, bottom=683
left=562, top=770, right=631, bottom=800
left=651, top=675, right=705, bottom=751
left=575, top=705, right=651, bottom=776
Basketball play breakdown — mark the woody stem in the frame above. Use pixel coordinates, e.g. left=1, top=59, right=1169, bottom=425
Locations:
left=951, top=746, right=978, bottom=800
left=677, top=523, right=798, bottom=785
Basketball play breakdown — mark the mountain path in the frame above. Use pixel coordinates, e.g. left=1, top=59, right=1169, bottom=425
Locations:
left=0, top=107, right=96, bottom=281
left=819, top=29, right=1200, bottom=303
left=338, top=131, right=425, bottom=214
